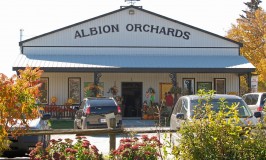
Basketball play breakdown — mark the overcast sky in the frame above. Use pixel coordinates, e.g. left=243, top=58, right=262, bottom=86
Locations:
left=1, top=0, right=265, bottom=77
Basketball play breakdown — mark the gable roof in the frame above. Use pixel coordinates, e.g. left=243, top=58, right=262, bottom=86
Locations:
left=19, top=5, right=242, bottom=47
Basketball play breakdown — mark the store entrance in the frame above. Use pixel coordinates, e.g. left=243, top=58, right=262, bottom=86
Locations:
left=122, top=82, right=142, bottom=117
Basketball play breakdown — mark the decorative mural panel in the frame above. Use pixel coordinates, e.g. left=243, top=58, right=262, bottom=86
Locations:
left=182, top=78, right=195, bottom=95
left=214, top=78, right=226, bottom=94
left=68, top=77, right=81, bottom=104
left=197, top=82, right=212, bottom=92
left=40, top=77, right=49, bottom=104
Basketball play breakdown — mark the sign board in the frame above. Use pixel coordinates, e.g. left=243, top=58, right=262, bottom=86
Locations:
left=251, top=75, right=258, bottom=92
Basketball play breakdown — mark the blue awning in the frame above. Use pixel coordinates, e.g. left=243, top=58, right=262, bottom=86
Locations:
left=13, top=54, right=255, bottom=73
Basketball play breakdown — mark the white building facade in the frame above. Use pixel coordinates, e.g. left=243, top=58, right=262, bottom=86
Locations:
left=13, top=6, right=255, bottom=118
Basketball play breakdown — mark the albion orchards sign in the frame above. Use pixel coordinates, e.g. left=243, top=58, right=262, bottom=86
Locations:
left=74, top=24, right=191, bottom=40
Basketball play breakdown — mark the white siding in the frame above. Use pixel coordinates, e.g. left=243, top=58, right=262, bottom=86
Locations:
left=43, top=72, right=239, bottom=105
left=42, top=72, right=94, bottom=105
left=24, top=47, right=239, bottom=56
left=23, top=8, right=239, bottom=49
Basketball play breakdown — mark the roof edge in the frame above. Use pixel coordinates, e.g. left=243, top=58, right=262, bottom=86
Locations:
left=19, top=5, right=133, bottom=46
left=19, top=5, right=242, bottom=47
left=13, top=67, right=255, bottom=73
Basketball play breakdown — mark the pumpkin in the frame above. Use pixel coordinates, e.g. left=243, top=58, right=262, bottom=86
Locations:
left=143, top=114, right=149, bottom=120
left=148, top=115, right=154, bottom=120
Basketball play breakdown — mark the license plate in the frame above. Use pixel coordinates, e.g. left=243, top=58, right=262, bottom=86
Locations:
left=100, top=118, right=106, bottom=123
left=29, top=147, right=35, bottom=151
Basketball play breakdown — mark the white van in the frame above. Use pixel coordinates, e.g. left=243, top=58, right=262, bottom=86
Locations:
left=242, top=92, right=266, bottom=112
left=170, top=94, right=261, bottom=130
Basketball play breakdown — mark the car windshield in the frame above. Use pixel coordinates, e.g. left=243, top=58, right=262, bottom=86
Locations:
left=242, top=94, right=259, bottom=105
left=88, top=99, right=117, bottom=107
left=190, top=99, right=253, bottom=118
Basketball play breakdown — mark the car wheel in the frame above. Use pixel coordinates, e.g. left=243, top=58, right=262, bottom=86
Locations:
left=81, top=117, right=87, bottom=129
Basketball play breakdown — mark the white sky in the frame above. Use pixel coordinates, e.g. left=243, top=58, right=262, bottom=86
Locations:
left=0, top=0, right=265, bottom=77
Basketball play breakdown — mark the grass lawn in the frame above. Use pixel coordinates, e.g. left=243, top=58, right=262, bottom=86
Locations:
left=50, top=119, right=74, bottom=129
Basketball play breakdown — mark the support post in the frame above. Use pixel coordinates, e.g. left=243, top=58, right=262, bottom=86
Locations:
left=169, top=73, right=177, bottom=104
left=107, top=117, right=116, bottom=152
left=109, top=133, right=116, bottom=152
left=94, top=72, right=102, bottom=85
left=247, top=73, right=251, bottom=92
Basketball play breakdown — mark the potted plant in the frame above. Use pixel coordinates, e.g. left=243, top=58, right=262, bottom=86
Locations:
left=108, top=86, right=118, bottom=96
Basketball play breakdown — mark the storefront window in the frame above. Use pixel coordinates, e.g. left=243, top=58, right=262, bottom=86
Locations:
left=183, top=78, right=195, bottom=95
left=197, top=82, right=212, bottom=92
left=214, top=78, right=226, bottom=94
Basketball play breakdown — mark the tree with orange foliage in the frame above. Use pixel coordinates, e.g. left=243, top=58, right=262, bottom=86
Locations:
left=226, top=0, right=266, bottom=91
left=0, top=66, right=43, bottom=154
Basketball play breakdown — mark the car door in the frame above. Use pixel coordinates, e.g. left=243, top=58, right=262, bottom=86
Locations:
left=170, top=97, right=188, bottom=130
left=260, top=93, right=266, bottom=109
left=242, top=94, right=259, bottom=112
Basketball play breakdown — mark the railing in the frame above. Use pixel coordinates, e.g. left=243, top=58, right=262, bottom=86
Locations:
left=17, top=126, right=266, bottom=154
left=23, top=127, right=173, bottom=152
left=42, top=105, right=79, bottom=119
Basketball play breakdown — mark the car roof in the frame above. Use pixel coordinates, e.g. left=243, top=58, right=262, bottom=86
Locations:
left=243, top=92, right=266, bottom=95
left=181, top=94, right=242, bottom=101
left=84, top=97, right=114, bottom=100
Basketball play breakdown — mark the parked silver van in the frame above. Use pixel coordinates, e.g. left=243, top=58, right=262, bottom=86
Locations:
left=170, top=94, right=261, bottom=130
left=242, top=92, right=266, bottom=112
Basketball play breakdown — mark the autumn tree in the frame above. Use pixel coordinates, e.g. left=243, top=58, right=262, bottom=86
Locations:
left=226, top=0, right=266, bottom=91
left=0, top=66, right=43, bottom=154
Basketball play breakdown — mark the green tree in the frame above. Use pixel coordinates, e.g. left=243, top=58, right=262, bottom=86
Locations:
left=241, top=0, right=262, bottom=19
left=0, top=66, right=43, bottom=154
left=226, top=1, right=266, bottom=91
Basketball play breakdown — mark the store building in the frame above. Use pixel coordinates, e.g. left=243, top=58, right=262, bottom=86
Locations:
left=13, top=5, right=255, bottom=118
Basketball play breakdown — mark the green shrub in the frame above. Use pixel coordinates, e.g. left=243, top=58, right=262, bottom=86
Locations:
left=172, top=90, right=266, bottom=160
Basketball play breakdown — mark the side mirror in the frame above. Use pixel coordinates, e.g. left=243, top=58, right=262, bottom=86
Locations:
left=254, top=111, right=262, bottom=118
left=176, top=113, right=185, bottom=120
left=42, top=113, right=51, bottom=120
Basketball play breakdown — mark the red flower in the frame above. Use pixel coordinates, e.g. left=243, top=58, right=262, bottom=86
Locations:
left=141, top=135, right=149, bottom=141
left=65, top=148, right=72, bottom=153
left=144, top=151, right=151, bottom=155
left=70, top=149, right=77, bottom=154
left=83, top=140, right=90, bottom=145
left=91, top=145, right=99, bottom=152
left=122, top=150, right=130, bottom=157
left=124, top=143, right=132, bottom=148
left=82, top=143, right=89, bottom=148
left=75, top=136, right=82, bottom=140
left=132, top=144, right=139, bottom=150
